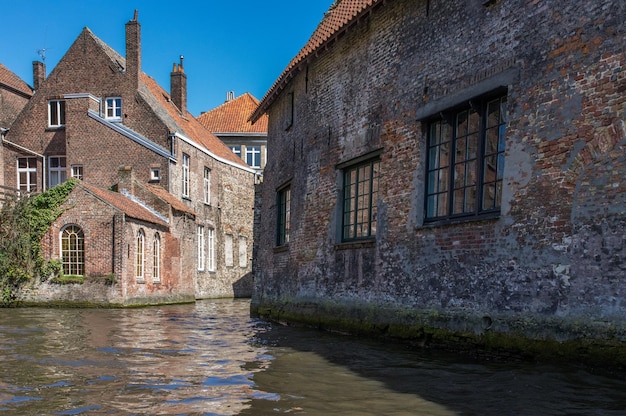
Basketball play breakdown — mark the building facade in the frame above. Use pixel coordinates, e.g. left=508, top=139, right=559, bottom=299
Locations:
left=3, top=13, right=256, bottom=305
left=198, top=92, right=268, bottom=176
left=0, top=63, right=33, bottom=197
left=251, top=0, right=626, bottom=361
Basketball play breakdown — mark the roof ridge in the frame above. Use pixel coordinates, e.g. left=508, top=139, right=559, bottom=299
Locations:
left=252, top=0, right=382, bottom=121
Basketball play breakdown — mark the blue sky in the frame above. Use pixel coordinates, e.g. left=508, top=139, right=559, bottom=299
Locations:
left=1, top=1, right=332, bottom=116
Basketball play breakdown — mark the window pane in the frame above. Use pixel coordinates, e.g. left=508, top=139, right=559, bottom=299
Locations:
left=342, top=160, right=378, bottom=240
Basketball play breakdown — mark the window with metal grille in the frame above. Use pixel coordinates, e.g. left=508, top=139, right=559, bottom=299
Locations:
left=342, top=158, right=380, bottom=241
left=425, top=94, right=507, bottom=222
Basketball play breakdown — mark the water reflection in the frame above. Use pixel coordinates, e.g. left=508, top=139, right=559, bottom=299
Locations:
left=1, top=300, right=625, bottom=415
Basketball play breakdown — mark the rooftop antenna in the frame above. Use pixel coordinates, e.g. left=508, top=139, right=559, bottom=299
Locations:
left=37, top=48, right=47, bottom=62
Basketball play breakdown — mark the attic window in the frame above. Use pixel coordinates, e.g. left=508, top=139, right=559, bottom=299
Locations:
left=105, top=97, right=122, bottom=120
left=150, top=168, right=161, bottom=181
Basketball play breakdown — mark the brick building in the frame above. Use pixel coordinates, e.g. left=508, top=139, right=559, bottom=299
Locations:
left=0, top=64, right=33, bottom=194
left=251, top=0, right=626, bottom=360
left=2, top=12, right=257, bottom=306
left=197, top=92, right=268, bottom=175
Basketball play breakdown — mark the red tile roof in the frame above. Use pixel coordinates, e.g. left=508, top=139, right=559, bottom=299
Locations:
left=82, top=183, right=168, bottom=227
left=251, top=0, right=383, bottom=122
left=145, top=183, right=195, bottom=216
left=140, top=74, right=250, bottom=168
left=197, top=92, right=268, bottom=134
left=85, top=27, right=249, bottom=169
left=0, top=63, right=33, bottom=97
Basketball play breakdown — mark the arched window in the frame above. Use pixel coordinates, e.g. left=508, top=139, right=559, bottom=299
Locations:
left=60, top=225, right=84, bottom=276
left=136, top=229, right=145, bottom=281
left=152, top=233, right=161, bottom=283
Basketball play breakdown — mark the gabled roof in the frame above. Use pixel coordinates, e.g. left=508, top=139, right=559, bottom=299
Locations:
left=139, top=74, right=249, bottom=168
left=80, top=27, right=249, bottom=170
left=0, top=63, right=33, bottom=97
left=197, top=93, right=268, bottom=134
left=251, top=0, right=383, bottom=122
left=82, top=183, right=168, bottom=227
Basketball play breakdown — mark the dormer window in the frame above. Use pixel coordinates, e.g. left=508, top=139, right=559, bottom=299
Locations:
left=105, top=97, right=122, bottom=120
left=48, top=100, right=66, bottom=127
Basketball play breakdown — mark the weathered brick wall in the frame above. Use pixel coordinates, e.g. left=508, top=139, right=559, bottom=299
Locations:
left=253, top=0, right=626, bottom=348
left=0, top=85, right=29, bottom=129
left=29, top=184, right=195, bottom=306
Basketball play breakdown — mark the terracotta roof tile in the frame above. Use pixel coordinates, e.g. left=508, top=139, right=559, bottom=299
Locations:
left=0, top=63, right=33, bottom=96
left=145, top=183, right=195, bottom=216
left=252, top=0, right=382, bottom=121
left=82, top=28, right=249, bottom=170
left=197, top=92, right=268, bottom=134
left=140, top=74, right=250, bottom=168
left=82, top=183, right=168, bottom=227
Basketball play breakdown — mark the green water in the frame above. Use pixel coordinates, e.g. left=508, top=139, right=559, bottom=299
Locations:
left=1, top=299, right=625, bottom=415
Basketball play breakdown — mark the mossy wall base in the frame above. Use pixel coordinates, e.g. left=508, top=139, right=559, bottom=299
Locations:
left=251, top=298, right=626, bottom=370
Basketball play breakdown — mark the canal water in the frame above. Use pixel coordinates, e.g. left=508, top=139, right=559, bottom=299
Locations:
left=1, top=299, right=625, bottom=415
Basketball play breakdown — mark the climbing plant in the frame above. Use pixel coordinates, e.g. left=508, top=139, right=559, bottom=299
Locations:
left=0, top=179, right=77, bottom=306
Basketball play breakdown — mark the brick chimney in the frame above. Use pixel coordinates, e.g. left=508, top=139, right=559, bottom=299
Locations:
left=125, top=10, right=141, bottom=89
left=170, top=56, right=187, bottom=114
left=32, top=61, right=46, bottom=91
left=118, top=165, right=135, bottom=196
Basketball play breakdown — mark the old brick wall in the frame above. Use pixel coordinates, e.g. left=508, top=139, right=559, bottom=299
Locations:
left=253, top=0, right=626, bottom=346
left=30, top=184, right=195, bottom=306
left=0, top=85, right=30, bottom=129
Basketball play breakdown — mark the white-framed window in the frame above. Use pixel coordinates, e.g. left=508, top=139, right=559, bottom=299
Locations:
left=203, top=167, right=211, bottom=205
left=239, top=237, right=247, bottom=268
left=71, top=165, right=83, bottom=180
left=48, top=156, right=67, bottom=188
left=197, top=225, right=205, bottom=271
left=48, top=100, right=66, bottom=127
left=150, top=168, right=160, bottom=181
left=230, top=146, right=241, bottom=158
left=17, top=157, right=38, bottom=193
left=153, top=233, right=161, bottom=283
left=225, top=234, right=233, bottom=267
left=105, top=97, right=122, bottom=120
left=60, top=225, right=84, bottom=276
left=136, top=229, right=145, bottom=281
left=245, top=146, right=261, bottom=168
left=207, top=228, right=215, bottom=272
left=182, top=153, right=190, bottom=198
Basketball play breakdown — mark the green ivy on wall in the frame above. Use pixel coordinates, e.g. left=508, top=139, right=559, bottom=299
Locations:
left=0, top=179, right=78, bottom=306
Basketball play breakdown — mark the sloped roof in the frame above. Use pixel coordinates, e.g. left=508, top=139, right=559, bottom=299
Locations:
left=251, top=0, right=383, bottom=122
left=197, top=92, right=268, bottom=134
left=145, top=183, right=195, bottom=216
left=82, top=183, right=168, bottom=227
left=0, top=63, right=33, bottom=97
left=139, top=74, right=249, bottom=167
left=82, top=27, right=249, bottom=169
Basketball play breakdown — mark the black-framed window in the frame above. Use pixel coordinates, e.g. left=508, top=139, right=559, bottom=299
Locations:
left=425, top=94, right=507, bottom=222
left=276, top=185, right=291, bottom=246
left=342, top=158, right=380, bottom=241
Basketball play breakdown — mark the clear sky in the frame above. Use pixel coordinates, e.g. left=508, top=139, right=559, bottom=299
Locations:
left=1, top=1, right=332, bottom=116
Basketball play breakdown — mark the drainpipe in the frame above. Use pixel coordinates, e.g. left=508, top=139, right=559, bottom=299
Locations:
left=1, top=133, right=47, bottom=192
